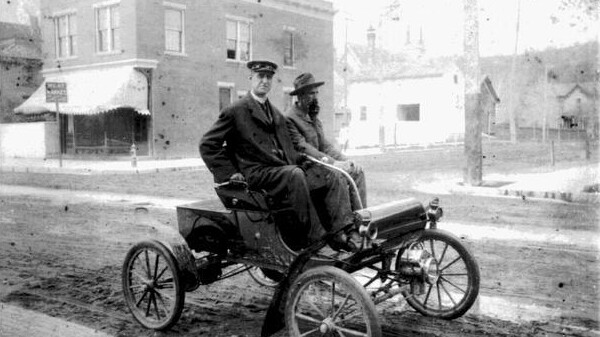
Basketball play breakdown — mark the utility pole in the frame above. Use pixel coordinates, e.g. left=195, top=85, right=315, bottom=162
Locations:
left=463, top=0, right=482, bottom=186
left=543, top=62, right=548, bottom=142
left=344, top=17, right=349, bottom=124
left=506, top=0, right=521, bottom=143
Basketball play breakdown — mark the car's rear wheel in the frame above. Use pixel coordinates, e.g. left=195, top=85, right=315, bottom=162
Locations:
left=122, top=240, right=185, bottom=330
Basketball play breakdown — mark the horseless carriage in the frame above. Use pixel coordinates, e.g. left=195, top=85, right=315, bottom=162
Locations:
left=121, top=157, right=480, bottom=337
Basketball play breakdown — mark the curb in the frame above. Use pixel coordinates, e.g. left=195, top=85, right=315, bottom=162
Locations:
left=445, top=184, right=600, bottom=204
left=0, top=164, right=207, bottom=175
left=497, top=188, right=600, bottom=204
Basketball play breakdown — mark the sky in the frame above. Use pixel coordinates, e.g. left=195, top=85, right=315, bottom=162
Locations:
left=1, top=0, right=597, bottom=57
left=332, top=0, right=598, bottom=57
left=0, top=0, right=39, bottom=24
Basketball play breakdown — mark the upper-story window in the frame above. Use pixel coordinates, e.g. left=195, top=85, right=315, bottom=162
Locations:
left=164, top=2, right=185, bottom=54
left=95, top=3, right=120, bottom=53
left=54, top=12, right=77, bottom=58
left=283, top=30, right=294, bottom=67
left=226, top=17, right=252, bottom=62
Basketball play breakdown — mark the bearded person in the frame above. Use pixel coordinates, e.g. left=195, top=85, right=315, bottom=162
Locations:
left=285, top=73, right=367, bottom=209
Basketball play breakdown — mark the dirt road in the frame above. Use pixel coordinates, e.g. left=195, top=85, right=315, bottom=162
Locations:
left=1, top=184, right=598, bottom=337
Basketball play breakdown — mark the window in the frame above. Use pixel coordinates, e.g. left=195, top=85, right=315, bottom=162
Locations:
left=219, top=87, right=232, bottom=111
left=360, top=106, right=367, bottom=121
left=397, top=104, right=420, bottom=121
left=226, top=18, right=251, bottom=61
left=218, top=83, right=234, bottom=111
left=164, top=3, right=185, bottom=53
left=95, top=4, right=120, bottom=53
left=283, top=30, right=294, bottom=67
left=54, top=13, right=77, bottom=58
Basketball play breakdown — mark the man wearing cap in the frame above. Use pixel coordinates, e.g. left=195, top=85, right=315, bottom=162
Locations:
left=200, top=61, right=360, bottom=252
left=286, top=72, right=367, bottom=208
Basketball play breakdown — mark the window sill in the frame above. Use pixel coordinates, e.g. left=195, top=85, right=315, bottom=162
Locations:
left=164, top=51, right=188, bottom=57
left=226, top=58, right=249, bottom=65
left=56, top=55, right=78, bottom=61
left=96, top=50, right=123, bottom=56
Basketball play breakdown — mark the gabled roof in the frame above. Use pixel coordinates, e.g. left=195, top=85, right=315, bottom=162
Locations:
left=558, top=83, right=598, bottom=99
left=482, top=76, right=500, bottom=102
left=344, top=44, right=457, bottom=82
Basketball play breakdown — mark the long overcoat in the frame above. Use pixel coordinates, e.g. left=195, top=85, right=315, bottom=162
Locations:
left=285, top=103, right=346, bottom=162
left=200, top=93, right=299, bottom=184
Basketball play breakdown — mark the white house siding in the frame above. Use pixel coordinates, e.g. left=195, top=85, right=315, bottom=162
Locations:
left=347, top=73, right=464, bottom=148
left=0, top=122, right=59, bottom=158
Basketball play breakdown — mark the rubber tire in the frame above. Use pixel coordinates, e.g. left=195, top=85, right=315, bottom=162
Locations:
left=399, top=229, right=480, bottom=319
left=285, top=266, right=382, bottom=337
left=122, top=240, right=185, bottom=330
left=248, top=267, right=284, bottom=288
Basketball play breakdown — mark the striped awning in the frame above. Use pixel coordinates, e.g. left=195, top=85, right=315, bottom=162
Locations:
left=14, top=67, right=149, bottom=115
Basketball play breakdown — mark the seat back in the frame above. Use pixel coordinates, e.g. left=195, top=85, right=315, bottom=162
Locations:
left=214, top=183, right=308, bottom=250
left=214, top=183, right=293, bottom=212
left=215, top=184, right=269, bottom=212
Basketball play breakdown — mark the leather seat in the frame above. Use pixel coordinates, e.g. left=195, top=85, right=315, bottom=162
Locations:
left=214, top=184, right=292, bottom=212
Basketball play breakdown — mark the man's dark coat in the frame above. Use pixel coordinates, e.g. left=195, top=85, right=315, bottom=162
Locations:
left=286, top=103, right=346, bottom=162
left=200, top=93, right=299, bottom=183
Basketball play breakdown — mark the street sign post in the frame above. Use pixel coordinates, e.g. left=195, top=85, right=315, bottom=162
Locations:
left=46, top=82, right=67, bottom=168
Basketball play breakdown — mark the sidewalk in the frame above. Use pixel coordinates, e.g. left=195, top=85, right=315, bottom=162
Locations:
left=416, top=163, right=600, bottom=204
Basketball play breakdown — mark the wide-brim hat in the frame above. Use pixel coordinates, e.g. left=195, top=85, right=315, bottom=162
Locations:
left=247, top=60, right=278, bottom=74
left=289, top=73, right=325, bottom=96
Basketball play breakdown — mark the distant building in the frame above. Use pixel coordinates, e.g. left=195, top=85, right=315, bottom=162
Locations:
left=14, top=0, right=334, bottom=158
left=347, top=57, right=465, bottom=148
left=510, top=81, right=598, bottom=133
left=339, top=28, right=465, bottom=149
left=480, top=76, right=500, bottom=135
left=557, top=83, right=598, bottom=134
left=0, top=20, right=43, bottom=123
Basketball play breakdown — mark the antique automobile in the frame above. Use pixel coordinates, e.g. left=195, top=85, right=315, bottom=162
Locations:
left=121, top=156, right=480, bottom=337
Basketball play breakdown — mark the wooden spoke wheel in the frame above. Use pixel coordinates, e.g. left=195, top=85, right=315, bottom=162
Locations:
left=122, top=240, right=185, bottom=330
left=285, top=266, right=381, bottom=337
left=397, top=229, right=480, bottom=319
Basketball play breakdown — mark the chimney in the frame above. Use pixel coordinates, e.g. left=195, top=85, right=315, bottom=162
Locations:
left=367, top=26, right=376, bottom=64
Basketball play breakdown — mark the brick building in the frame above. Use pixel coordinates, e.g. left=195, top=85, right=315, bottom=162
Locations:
left=15, top=0, right=334, bottom=157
